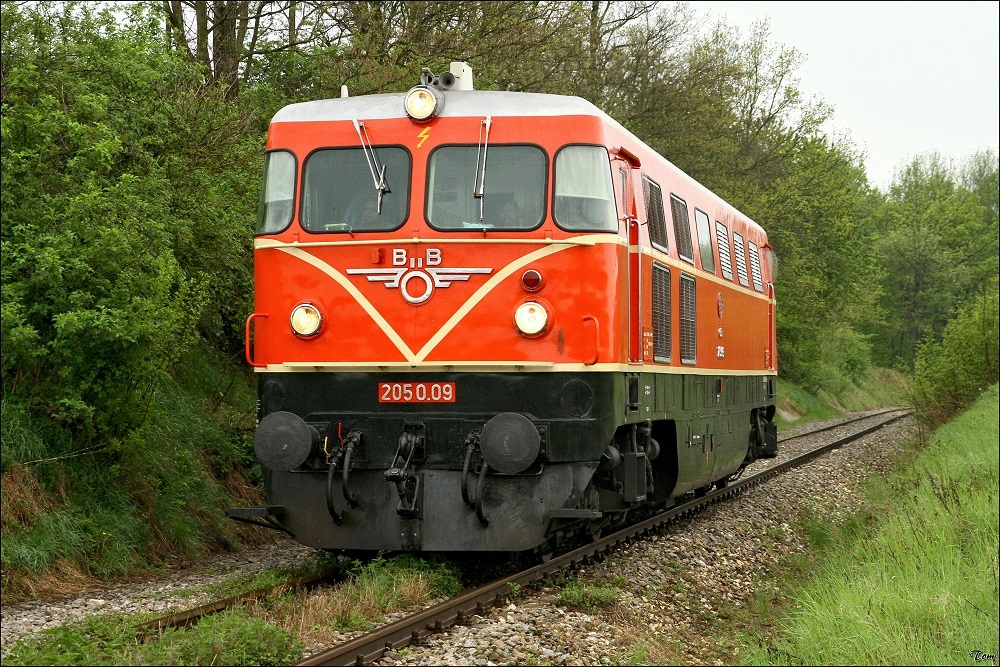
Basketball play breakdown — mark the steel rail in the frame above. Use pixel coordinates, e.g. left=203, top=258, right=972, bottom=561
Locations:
left=298, top=409, right=910, bottom=666
left=134, top=571, right=337, bottom=640
left=776, top=407, right=906, bottom=444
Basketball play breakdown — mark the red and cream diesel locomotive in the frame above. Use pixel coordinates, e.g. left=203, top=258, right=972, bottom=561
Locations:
left=230, top=62, right=778, bottom=554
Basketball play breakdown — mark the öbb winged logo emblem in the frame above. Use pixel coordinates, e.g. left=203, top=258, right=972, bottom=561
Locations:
left=347, top=248, right=492, bottom=305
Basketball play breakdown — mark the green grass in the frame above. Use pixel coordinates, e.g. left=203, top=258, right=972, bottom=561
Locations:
left=157, top=550, right=345, bottom=602
left=851, top=367, right=911, bottom=409
left=2, top=607, right=302, bottom=666
left=329, top=555, right=464, bottom=627
left=0, top=398, right=68, bottom=472
left=740, top=384, right=999, bottom=666
left=266, top=554, right=469, bottom=633
left=555, top=577, right=620, bottom=612
left=623, top=642, right=648, bottom=665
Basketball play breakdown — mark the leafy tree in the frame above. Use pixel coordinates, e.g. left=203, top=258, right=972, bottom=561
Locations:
left=161, top=0, right=320, bottom=99
left=959, top=148, right=999, bottom=275
left=868, top=152, right=997, bottom=367
left=910, top=277, right=999, bottom=427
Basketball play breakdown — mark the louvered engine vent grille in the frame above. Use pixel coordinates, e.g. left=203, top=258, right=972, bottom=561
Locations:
left=652, top=262, right=671, bottom=362
left=680, top=274, right=696, bottom=364
left=670, top=194, right=694, bottom=263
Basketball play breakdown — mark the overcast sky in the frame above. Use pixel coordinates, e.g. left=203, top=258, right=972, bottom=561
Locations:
left=686, top=1, right=1000, bottom=190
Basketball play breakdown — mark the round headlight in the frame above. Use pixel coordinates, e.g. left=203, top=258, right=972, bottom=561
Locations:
left=514, top=301, right=548, bottom=337
left=290, top=303, right=322, bottom=337
left=404, top=86, right=439, bottom=121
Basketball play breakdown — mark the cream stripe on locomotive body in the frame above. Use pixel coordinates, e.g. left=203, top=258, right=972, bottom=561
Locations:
left=238, top=64, right=778, bottom=553
left=254, top=236, right=775, bottom=371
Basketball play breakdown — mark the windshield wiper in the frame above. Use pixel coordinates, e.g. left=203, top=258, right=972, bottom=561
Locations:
left=473, top=116, right=492, bottom=221
left=353, top=119, right=389, bottom=214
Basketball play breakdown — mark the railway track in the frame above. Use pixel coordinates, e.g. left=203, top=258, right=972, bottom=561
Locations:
left=299, top=408, right=910, bottom=666
left=135, top=409, right=908, bottom=662
left=132, top=570, right=338, bottom=639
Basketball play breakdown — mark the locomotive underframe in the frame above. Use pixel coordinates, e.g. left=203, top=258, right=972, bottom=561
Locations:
left=247, top=370, right=776, bottom=552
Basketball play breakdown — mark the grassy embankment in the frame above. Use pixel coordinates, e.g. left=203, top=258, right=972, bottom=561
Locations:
left=740, top=384, right=999, bottom=665
left=1, top=345, right=267, bottom=603
left=773, top=367, right=910, bottom=428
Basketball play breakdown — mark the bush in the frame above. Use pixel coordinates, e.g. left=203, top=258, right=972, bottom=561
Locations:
left=909, top=279, right=999, bottom=427
left=1, top=2, right=265, bottom=596
left=1, top=2, right=261, bottom=441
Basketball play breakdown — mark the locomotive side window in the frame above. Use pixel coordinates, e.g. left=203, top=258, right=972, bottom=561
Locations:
left=553, top=145, right=618, bottom=232
left=641, top=175, right=668, bottom=251
left=694, top=209, right=715, bottom=274
left=747, top=240, right=764, bottom=292
left=301, top=147, right=410, bottom=233
left=680, top=273, right=697, bottom=364
left=427, top=145, right=546, bottom=230
left=669, top=194, right=694, bottom=264
left=732, top=231, right=750, bottom=287
left=652, top=263, right=672, bottom=362
left=256, top=150, right=296, bottom=235
left=617, top=168, right=628, bottom=217
left=716, top=221, right=734, bottom=281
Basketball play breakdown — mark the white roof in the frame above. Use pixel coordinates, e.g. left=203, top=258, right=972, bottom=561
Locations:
left=271, top=91, right=607, bottom=123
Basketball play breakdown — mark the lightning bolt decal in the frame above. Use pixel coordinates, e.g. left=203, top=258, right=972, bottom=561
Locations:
left=417, top=127, right=430, bottom=148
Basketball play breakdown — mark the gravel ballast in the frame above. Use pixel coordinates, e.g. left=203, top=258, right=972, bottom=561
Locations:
left=372, top=411, right=915, bottom=666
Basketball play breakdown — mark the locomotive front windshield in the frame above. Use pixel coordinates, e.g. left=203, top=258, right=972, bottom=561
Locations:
left=301, top=147, right=411, bottom=233
left=553, top=145, right=618, bottom=232
left=427, top=145, right=546, bottom=230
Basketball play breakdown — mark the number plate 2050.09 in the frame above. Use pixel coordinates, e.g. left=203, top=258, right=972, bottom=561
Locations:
left=378, top=382, right=455, bottom=403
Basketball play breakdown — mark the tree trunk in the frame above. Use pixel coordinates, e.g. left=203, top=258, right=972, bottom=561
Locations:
left=212, top=0, right=240, bottom=99
left=195, top=1, right=210, bottom=71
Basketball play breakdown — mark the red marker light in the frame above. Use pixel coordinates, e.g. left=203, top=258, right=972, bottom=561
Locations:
left=521, top=269, right=543, bottom=292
